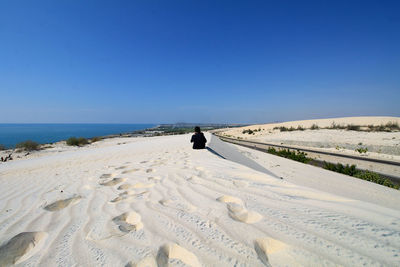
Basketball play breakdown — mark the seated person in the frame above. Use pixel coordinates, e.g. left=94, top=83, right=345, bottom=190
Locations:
left=190, top=126, right=207, bottom=149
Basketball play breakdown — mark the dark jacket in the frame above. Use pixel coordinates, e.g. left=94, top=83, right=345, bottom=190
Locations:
left=190, top=132, right=207, bottom=149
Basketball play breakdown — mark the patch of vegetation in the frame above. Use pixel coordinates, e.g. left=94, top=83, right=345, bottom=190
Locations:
left=91, top=136, right=102, bottom=143
left=161, top=128, right=195, bottom=135
left=310, top=124, right=319, bottom=130
left=0, top=144, right=6, bottom=151
left=242, top=128, right=262, bottom=135
left=16, top=140, right=40, bottom=151
left=355, top=147, right=368, bottom=154
left=385, top=121, right=400, bottom=131
left=362, top=122, right=399, bottom=132
left=242, top=129, right=254, bottom=134
left=267, top=147, right=312, bottom=163
left=66, top=137, right=89, bottom=146
left=329, top=122, right=346, bottom=130
left=323, top=162, right=399, bottom=190
left=297, top=125, right=305, bottom=131
left=346, top=124, right=360, bottom=131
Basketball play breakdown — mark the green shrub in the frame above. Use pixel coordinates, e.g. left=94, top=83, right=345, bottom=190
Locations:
left=267, top=147, right=311, bottom=163
left=310, top=124, right=319, bottom=130
left=242, top=129, right=254, bottom=134
left=0, top=144, right=6, bottom=151
left=16, top=140, right=40, bottom=151
left=297, top=125, right=305, bottom=131
left=323, top=162, right=399, bottom=190
left=323, top=162, right=358, bottom=176
left=355, top=147, right=368, bottom=153
left=66, top=137, right=88, bottom=146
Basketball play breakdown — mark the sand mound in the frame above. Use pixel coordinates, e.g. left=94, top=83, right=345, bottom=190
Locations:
left=156, top=243, right=201, bottom=267
left=0, top=232, right=48, bottom=266
left=44, top=196, right=81, bottom=211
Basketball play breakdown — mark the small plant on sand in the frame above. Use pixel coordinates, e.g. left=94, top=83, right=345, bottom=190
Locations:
left=0, top=144, right=6, bottom=151
left=16, top=140, right=40, bottom=151
left=310, top=124, right=319, bottom=130
left=297, top=125, right=305, bottom=131
left=66, top=137, right=89, bottom=146
left=355, top=147, right=368, bottom=154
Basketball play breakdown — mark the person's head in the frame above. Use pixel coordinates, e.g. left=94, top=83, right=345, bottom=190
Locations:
left=194, top=126, right=201, bottom=133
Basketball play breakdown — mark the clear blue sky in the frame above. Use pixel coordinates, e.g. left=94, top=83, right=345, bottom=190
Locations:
left=1, top=0, right=399, bottom=123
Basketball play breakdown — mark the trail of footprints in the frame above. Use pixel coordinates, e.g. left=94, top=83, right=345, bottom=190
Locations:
left=0, top=159, right=277, bottom=267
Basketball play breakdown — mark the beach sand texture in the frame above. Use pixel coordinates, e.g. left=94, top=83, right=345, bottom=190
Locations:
left=1, top=134, right=400, bottom=266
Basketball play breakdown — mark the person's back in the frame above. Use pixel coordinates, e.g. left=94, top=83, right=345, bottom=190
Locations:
left=190, top=126, right=207, bottom=149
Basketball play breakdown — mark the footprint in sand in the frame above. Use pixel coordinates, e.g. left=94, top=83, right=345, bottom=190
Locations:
left=156, top=243, right=201, bottom=267
left=217, top=195, right=243, bottom=205
left=159, top=199, right=174, bottom=206
left=159, top=199, right=197, bottom=213
left=100, top=178, right=126, bottom=186
left=100, top=173, right=112, bottom=179
left=254, top=238, right=290, bottom=266
left=126, top=256, right=157, bottom=267
left=118, top=183, right=133, bottom=190
left=112, top=211, right=143, bottom=232
left=110, top=195, right=134, bottom=203
left=44, top=196, right=82, bottom=211
left=122, top=169, right=140, bottom=174
left=233, top=180, right=249, bottom=187
left=110, top=191, right=149, bottom=203
left=217, top=195, right=262, bottom=224
left=146, top=168, right=154, bottom=173
left=0, top=232, right=48, bottom=266
left=115, top=166, right=127, bottom=170
left=148, top=176, right=161, bottom=182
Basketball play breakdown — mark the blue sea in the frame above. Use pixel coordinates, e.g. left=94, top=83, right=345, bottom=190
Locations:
left=0, top=124, right=156, bottom=149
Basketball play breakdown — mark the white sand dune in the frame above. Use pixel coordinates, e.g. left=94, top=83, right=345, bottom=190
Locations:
left=1, top=134, right=400, bottom=266
left=220, top=116, right=400, bottom=160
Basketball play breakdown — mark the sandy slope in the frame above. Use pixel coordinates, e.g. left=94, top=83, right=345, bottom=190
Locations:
left=1, top=134, right=400, bottom=266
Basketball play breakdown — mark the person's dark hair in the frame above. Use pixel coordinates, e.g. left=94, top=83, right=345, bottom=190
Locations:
left=194, top=126, right=201, bottom=133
